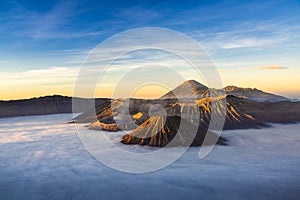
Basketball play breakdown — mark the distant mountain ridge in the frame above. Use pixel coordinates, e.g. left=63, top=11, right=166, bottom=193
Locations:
left=0, top=80, right=292, bottom=119
left=0, top=95, right=110, bottom=118
left=224, top=85, right=289, bottom=102
left=160, top=80, right=289, bottom=102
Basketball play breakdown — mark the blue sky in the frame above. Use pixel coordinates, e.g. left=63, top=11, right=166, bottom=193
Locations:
left=0, top=0, right=300, bottom=99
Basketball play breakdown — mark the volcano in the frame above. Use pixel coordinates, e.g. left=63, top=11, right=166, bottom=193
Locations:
left=73, top=80, right=300, bottom=147
left=121, top=115, right=227, bottom=147
left=160, top=80, right=209, bottom=99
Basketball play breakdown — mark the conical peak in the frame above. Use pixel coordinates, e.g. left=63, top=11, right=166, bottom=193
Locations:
left=180, top=80, right=208, bottom=90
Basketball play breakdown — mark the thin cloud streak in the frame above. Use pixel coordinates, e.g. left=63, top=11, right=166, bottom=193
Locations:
left=256, top=65, right=288, bottom=70
left=190, top=21, right=300, bottom=50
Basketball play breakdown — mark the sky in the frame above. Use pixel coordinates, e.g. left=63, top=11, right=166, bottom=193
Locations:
left=0, top=0, right=300, bottom=100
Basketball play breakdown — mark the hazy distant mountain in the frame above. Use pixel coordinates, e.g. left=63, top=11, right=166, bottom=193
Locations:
left=0, top=95, right=109, bottom=118
left=160, top=80, right=290, bottom=102
left=224, top=86, right=289, bottom=102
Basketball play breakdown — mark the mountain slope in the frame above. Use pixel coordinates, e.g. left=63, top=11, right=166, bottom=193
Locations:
left=165, top=95, right=266, bottom=130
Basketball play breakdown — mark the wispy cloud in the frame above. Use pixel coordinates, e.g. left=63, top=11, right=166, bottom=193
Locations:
left=114, top=6, right=160, bottom=23
left=256, top=65, right=288, bottom=70
left=1, top=1, right=106, bottom=40
left=0, top=66, right=78, bottom=91
left=190, top=20, right=300, bottom=51
left=218, top=69, right=229, bottom=74
left=219, top=37, right=275, bottom=49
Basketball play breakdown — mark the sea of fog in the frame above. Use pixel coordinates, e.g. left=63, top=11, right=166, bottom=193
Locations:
left=0, top=114, right=299, bottom=200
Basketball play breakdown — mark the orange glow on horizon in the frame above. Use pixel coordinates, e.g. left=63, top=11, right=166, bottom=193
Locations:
left=1, top=66, right=300, bottom=100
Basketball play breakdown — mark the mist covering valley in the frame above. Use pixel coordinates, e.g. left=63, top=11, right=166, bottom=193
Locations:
left=0, top=113, right=299, bottom=199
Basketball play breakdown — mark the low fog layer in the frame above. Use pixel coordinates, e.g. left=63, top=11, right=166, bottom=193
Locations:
left=0, top=114, right=299, bottom=199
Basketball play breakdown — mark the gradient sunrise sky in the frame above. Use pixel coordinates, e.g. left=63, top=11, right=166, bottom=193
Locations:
left=0, top=0, right=300, bottom=100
